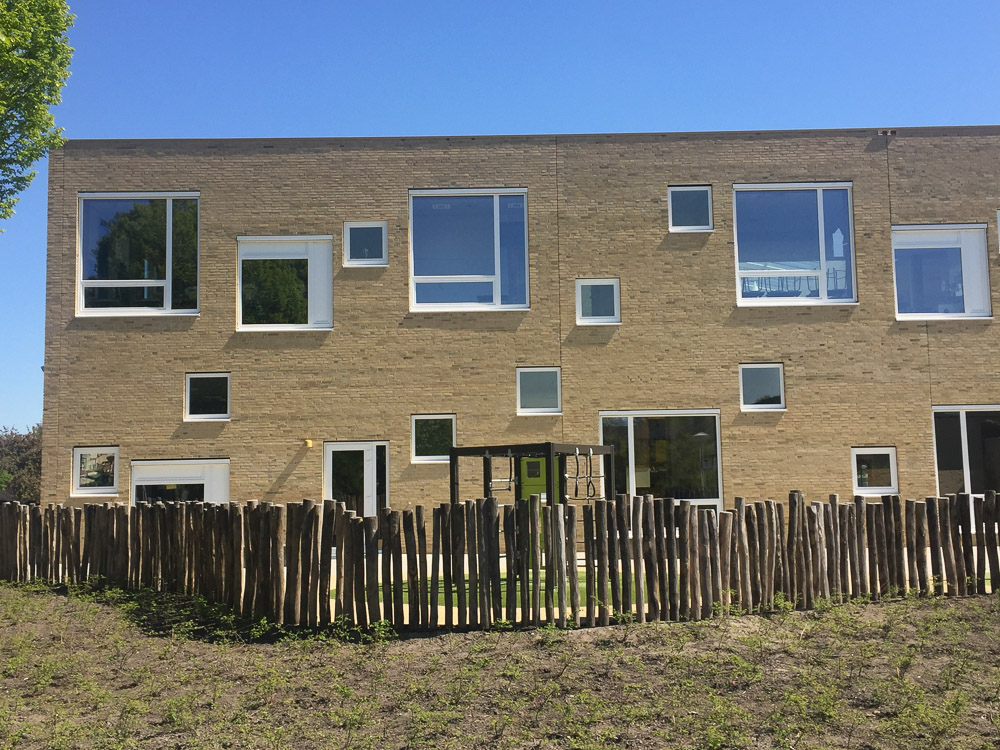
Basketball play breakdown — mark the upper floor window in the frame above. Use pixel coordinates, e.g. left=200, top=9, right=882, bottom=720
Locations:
left=78, top=193, right=199, bottom=314
left=409, top=188, right=528, bottom=311
left=734, top=183, right=856, bottom=305
left=668, top=185, right=713, bottom=232
left=892, top=225, right=990, bottom=319
left=344, top=221, right=388, bottom=267
left=237, top=236, right=333, bottom=331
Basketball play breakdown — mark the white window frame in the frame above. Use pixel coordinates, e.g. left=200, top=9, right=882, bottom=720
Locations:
left=575, top=278, right=621, bottom=325
left=72, top=446, right=119, bottom=497
left=891, top=224, right=991, bottom=320
left=411, top=414, right=457, bottom=463
left=738, top=363, right=786, bottom=412
left=516, top=367, right=562, bottom=416
left=668, top=185, right=713, bottom=232
left=343, top=221, right=388, bottom=267
left=851, top=446, right=898, bottom=496
left=322, top=441, right=390, bottom=517
left=77, top=192, right=200, bottom=317
left=131, top=458, right=230, bottom=505
left=236, top=235, right=334, bottom=331
left=931, top=404, right=1000, bottom=498
left=184, top=372, right=231, bottom=422
left=408, top=188, right=529, bottom=312
left=598, top=409, right=723, bottom=510
left=733, top=182, right=857, bottom=307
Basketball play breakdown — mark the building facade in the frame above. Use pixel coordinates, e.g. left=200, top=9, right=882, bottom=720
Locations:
left=41, top=127, right=1000, bottom=511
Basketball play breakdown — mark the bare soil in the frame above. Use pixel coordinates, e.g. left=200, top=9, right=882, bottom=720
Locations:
left=1, top=582, right=999, bottom=749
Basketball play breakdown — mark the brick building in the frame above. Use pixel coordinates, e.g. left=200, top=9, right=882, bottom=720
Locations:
left=41, top=127, right=1000, bottom=512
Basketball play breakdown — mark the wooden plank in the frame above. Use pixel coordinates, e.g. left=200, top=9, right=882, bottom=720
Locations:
left=595, top=499, right=609, bottom=626
left=615, top=496, right=632, bottom=615
left=631, top=497, right=645, bottom=624
left=689, top=507, right=701, bottom=621
left=365, top=516, right=381, bottom=626
left=504, top=505, right=517, bottom=624
left=466, top=502, right=479, bottom=629
left=606, top=500, right=620, bottom=617
left=985, top=491, right=1000, bottom=595
left=940, top=496, right=958, bottom=596
left=309, top=502, right=322, bottom=627
left=926, top=497, right=943, bottom=596
left=391, top=510, right=404, bottom=627
left=786, top=494, right=799, bottom=607
left=823, top=499, right=836, bottom=601
left=566, top=504, right=580, bottom=628
left=476, top=499, right=490, bottom=629
left=319, top=501, right=335, bottom=626
left=915, top=501, right=929, bottom=596
left=677, top=500, right=690, bottom=620
left=529, top=494, right=541, bottom=626
left=352, top=518, right=368, bottom=630
left=416, top=505, right=430, bottom=628
left=654, top=499, right=668, bottom=622
left=958, top=494, right=974, bottom=596
left=805, top=505, right=819, bottom=603
left=404, top=510, right=419, bottom=629
left=430, top=506, right=441, bottom=629
left=583, top=504, right=596, bottom=628
left=642, top=496, right=658, bottom=622
left=516, top=499, right=530, bottom=626
left=554, top=503, right=567, bottom=628
left=442, top=502, right=453, bottom=628
left=665, top=498, right=679, bottom=621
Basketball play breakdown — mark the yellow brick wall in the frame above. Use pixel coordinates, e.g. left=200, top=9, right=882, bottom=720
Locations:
left=41, top=128, right=1000, bottom=508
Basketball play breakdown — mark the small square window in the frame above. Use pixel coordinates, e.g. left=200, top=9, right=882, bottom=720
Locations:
left=517, top=367, right=561, bottom=415
left=668, top=185, right=713, bottom=232
left=852, top=447, right=898, bottom=495
left=575, top=278, right=621, bottom=325
left=237, top=236, right=333, bottom=330
left=344, top=221, right=388, bottom=267
left=185, top=373, right=230, bottom=421
left=72, top=447, right=119, bottom=496
left=412, top=414, right=456, bottom=463
left=739, top=363, right=785, bottom=411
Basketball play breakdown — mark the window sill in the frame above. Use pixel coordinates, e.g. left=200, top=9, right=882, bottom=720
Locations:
left=669, top=227, right=713, bottom=233
left=854, top=490, right=898, bottom=497
left=576, top=319, right=621, bottom=327
left=409, top=305, right=530, bottom=313
left=183, top=417, right=231, bottom=423
left=411, top=457, right=450, bottom=464
left=76, top=310, right=200, bottom=318
left=71, top=490, right=119, bottom=498
left=517, top=411, right=563, bottom=417
left=896, top=314, right=992, bottom=322
left=737, top=299, right=859, bottom=308
left=235, top=325, right=333, bottom=332
left=740, top=407, right=787, bottom=413
left=344, top=260, right=388, bottom=268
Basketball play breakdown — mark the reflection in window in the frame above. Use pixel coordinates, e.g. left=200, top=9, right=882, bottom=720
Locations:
left=241, top=258, right=309, bottom=325
left=73, top=447, right=119, bottom=495
left=933, top=409, right=1000, bottom=496
left=739, top=364, right=785, bottom=410
left=517, top=368, right=561, bottom=414
left=135, top=483, right=205, bottom=502
left=893, top=227, right=990, bottom=318
left=412, top=415, right=455, bottom=461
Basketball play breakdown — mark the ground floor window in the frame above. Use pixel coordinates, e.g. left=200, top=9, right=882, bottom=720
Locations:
left=851, top=446, right=898, bottom=496
left=933, top=406, right=1000, bottom=495
left=323, top=441, right=388, bottom=517
left=599, top=410, right=722, bottom=508
left=130, top=459, right=230, bottom=504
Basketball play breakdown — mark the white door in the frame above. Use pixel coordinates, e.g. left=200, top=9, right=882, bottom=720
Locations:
left=323, top=442, right=387, bottom=517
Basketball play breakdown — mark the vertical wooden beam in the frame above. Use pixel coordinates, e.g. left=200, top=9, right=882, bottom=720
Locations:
left=595, top=498, right=609, bottom=626
left=583, top=504, right=596, bottom=628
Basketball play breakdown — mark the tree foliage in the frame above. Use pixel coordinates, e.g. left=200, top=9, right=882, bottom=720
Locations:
left=0, top=0, right=73, bottom=223
left=0, top=424, right=41, bottom=502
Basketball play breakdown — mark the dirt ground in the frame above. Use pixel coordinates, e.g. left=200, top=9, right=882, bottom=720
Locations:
left=1, top=583, right=999, bottom=749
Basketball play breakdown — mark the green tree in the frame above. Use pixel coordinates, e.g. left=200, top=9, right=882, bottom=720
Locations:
left=0, top=0, right=73, bottom=223
left=0, top=424, right=41, bottom=502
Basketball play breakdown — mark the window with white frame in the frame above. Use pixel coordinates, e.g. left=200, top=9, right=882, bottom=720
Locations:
left=668, top=185, right=713, bottom=232
left=78, top=193, right=199, bottom=314
left=575, top=278, right=621, bottom=325
left=409, top=189, right=528, bottom=310
left=892, top=225, right=990, bottom=319
left=516, top=367, right=561, bottom=415
left=851, top=447, right=898, bottom=496
left=933, top=406, right=1000, bottom=496
left=600, top=410, right=722, bottom=508
left=734, top=183, right=856, bottom=304
left=411, top=414, right=456, bottom=463
left=237, top=236, right=333, bottom=330
left=131, top=459, right=230, bottom=504
left=739, top=363, right=785, bottom=411
left=185, top=373, right=230, bottom=421
left=72, top=447, right=119, bottom=496
left=344, top=221, right=388, bottom=267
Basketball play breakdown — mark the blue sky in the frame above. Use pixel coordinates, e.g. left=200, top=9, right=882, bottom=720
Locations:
left=2, top=0, right=999, bottom=429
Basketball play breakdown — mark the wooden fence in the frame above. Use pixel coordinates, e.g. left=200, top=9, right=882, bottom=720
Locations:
left=1, top=492, right=999, bottom=631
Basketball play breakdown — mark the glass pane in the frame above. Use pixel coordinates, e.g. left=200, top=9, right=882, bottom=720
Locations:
left=740, top=275, right=820, bottom=299
left=965, top=411, right=1000, bottom=494
left=499, top=195, right=527, bottom=305
left=741, top=366, right=782, bottom=406
left=412, top=195, right=495, bottom=276
left=633, top=416, right=718, bottom=500
left=77, top=451, right=116, bottom=488
left=581, top=283, right=616, bottom=318
left=188, top=376, right=228, bottom=416
left=601, top=417, right=629, bottom=497
left=823, top=190, right=853, bottom=300
left=83, top=286, right=165, bottom=308
left=135, top=483, right=204, bottom=503
left=331, top=450, right=365, bottom=504
left=736, top=190, right=820, bottom=271
left=171, top=198, right=199, bottom=310
left=414, top=418, right=453, bottom=458
left=671, top=189, right=711, bottom=228
left=519, top=370, right=559, bottom=411
left=414, top=281, right=494, bottom=305
left=82, top=199, right=167, bottom=281
left=348, top=226, right=384, bottom=261
left=376, top=445, right=387, bottom=513
left=241, top=258, right=309, bottom=325
left=855, top=453, right=892, bottom=489
left=894, top=247, right=964, bottom=315
left=934, top=412, right=964, bottom=495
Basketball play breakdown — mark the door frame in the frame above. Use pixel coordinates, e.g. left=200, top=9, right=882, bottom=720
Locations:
left=322, top=441, right=389, bottom=517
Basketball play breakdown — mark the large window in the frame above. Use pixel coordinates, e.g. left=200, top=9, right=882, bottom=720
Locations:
left=409, top=189, right=528, bottom=311
left=72, top=447, right=119, bottom=496
left=933, top=406, right=1000, bottom=496
left=600, top=410, right=722, bottom=507
left=892, top=225, right=990, bottom=319
left=131, top=459, right=230, bottom=504
left=78, top=193, right=199, bottom=314
left=237, top=236, right=333, bottom=330
left=734, top=183, right=855, bottom=305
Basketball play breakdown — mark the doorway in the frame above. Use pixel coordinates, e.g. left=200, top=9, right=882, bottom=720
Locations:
left=323, top=441, right=388, bottom=517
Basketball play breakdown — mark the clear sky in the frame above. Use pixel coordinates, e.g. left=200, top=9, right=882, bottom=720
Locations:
left=1, top=0, right=999, bottom=429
